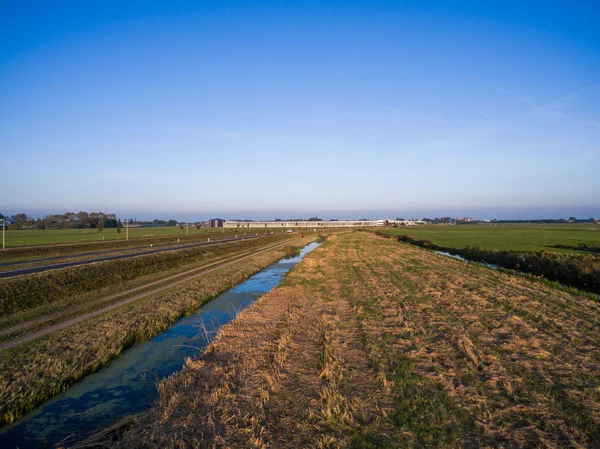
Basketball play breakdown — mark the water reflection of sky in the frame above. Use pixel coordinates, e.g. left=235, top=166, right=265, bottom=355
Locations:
left=0, top=242, right=319, bottom=449
left=434, top=250, right=498, bottom=269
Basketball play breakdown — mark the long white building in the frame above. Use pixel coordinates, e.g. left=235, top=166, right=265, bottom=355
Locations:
left=223, top=219, right=424, bottom=228
left=224, top=220, right=381, bottom=228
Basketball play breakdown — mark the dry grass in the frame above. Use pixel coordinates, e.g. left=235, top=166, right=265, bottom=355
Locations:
left=89, top=232, right=600, bottom=448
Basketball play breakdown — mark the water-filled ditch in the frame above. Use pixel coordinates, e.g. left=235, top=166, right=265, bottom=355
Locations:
left=433, top=250, right=498, bottom=268
left=0, top=242, right=320, bottom=448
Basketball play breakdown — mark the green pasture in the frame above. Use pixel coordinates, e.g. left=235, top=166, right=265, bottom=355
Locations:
left=0, top=226, right=307, bottom=248
left=379, top=223, right=600, bottom=253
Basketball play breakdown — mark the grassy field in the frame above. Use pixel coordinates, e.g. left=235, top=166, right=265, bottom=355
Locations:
left=112, top=232, right=600, bottom=448
left=0, top=234, right=313, bottom=425
left=0, top=235, right=290, bottom=319
left=0, top=227, right=309, bottom=264
left=0, top=226, right=283, bottom=248
left=379, top=223, right=600, bottom=253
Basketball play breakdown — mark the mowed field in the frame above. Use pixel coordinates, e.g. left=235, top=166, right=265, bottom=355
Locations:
left=379, top=223, right=600, bottom=253
left=115, top=232, right=600, bottom=448
left=1, top=226, right=274, bottom=247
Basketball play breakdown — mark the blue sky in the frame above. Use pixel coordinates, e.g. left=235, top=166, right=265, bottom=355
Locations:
left=1, top=0, right=599, bottom=220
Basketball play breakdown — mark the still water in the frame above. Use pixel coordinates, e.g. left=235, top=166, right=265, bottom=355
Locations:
left=434, top=250, right=498, bottom=268
left=0, top=242, right=320, bottom=448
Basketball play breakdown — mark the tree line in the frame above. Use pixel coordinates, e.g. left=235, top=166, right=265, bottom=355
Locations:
left=0, top=212, right=122, bottom=230
left=0, top=212, right=199, bottom=231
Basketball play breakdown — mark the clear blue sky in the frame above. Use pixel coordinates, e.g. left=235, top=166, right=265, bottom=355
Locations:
left=1, top=0, right=599, bottom=220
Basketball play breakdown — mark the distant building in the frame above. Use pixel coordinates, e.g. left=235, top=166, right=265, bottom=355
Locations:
left=222, top=219, right=425, bottom=228
left=209, top=218, right=225, bottom=228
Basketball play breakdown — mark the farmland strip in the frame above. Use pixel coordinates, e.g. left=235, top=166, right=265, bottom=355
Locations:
left=0, top=235, right=290, bottom=316
left=0, top=234, right=267, bottom=278
left=0, top=239, right=289, bottom=339
left=0, top=239, right=296, bottom=351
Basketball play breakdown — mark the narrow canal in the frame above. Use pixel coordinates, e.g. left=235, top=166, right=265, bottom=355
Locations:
left=433, top=250, right=498, bottom=268
left=0, top=242, right=321, bottom=448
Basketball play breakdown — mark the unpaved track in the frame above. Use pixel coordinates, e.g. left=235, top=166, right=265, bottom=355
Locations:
left=0, top=239, right=295, bottom=351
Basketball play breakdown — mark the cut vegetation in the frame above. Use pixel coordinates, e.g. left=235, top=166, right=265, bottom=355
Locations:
left=110, top=232, right=600, bottom=448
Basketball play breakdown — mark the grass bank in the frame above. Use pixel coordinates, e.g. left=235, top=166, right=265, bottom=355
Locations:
left=0, top=239, right=292, bottom=342
left=378, top=232, right=600, bottom=294
left=0, top=228, right=291, bottom=263
left=0, top=235, right=288, bottom=317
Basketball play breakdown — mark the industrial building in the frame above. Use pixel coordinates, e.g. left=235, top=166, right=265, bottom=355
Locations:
left=209, top=218, right=225, bottom=228
left=222, top=219, right=426, bottom=228
left=223, top=220, right=380, bottom=228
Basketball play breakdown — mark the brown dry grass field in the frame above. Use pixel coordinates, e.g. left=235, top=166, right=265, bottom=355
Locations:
left=111, top=232, right=600, bottom=448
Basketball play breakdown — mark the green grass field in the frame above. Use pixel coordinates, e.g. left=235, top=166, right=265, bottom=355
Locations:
left=3, top=224, right=598, bottom=251
left=379, top=223, right=600, bottom=253
left=0, top=226, right=283, bottom=248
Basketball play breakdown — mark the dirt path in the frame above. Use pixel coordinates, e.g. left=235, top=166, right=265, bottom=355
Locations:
left=0, top=239, right=296, bottom=351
